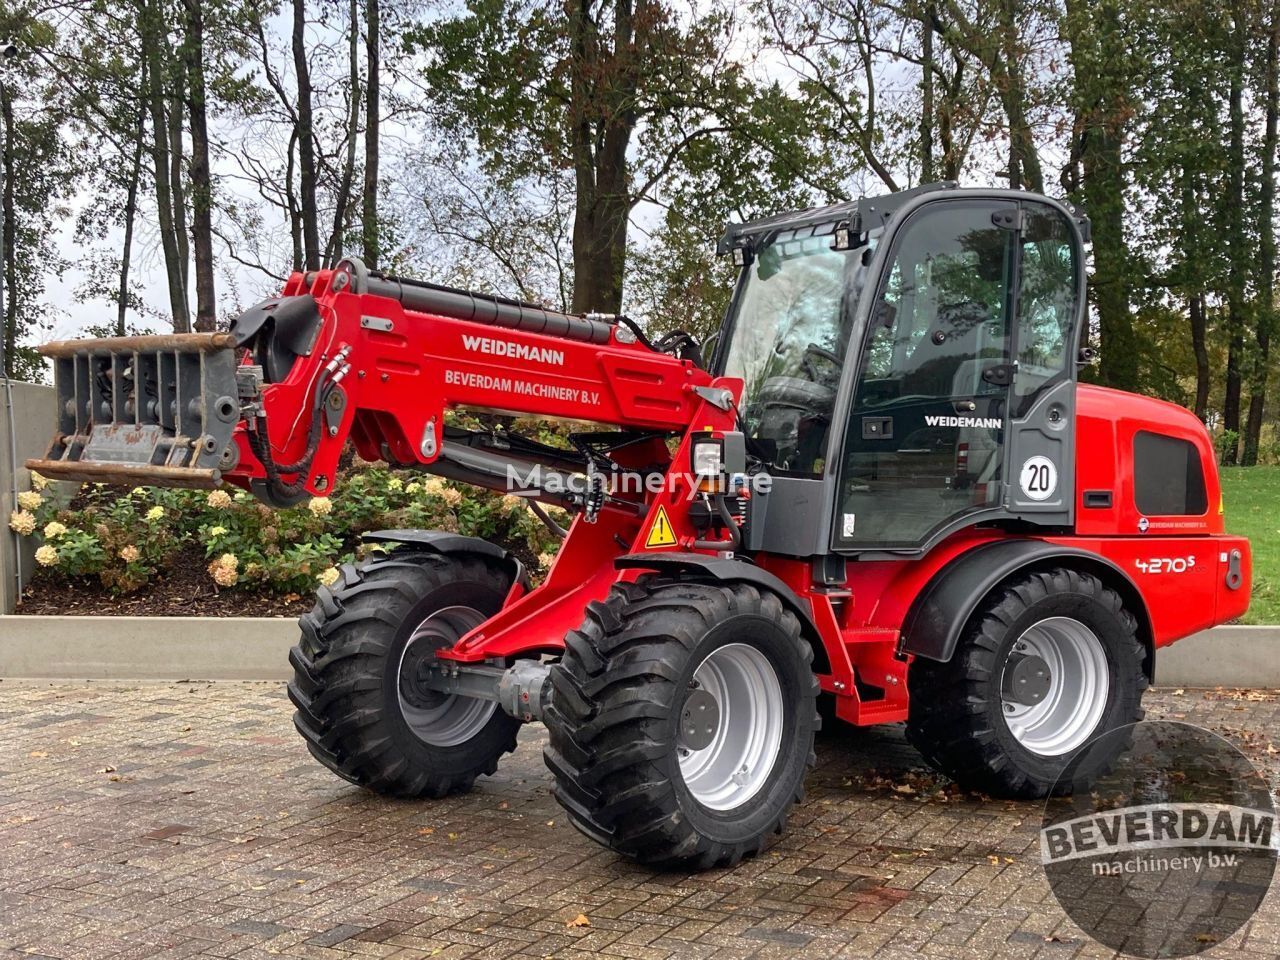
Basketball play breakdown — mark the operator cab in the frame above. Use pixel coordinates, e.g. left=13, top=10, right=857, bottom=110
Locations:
left=715, top=184, right=1088, bottom=556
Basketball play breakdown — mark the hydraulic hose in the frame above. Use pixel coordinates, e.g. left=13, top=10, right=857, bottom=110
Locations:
left=692, top=493, right=741, bottom=552
left=248, top=372, right=336, bottom=501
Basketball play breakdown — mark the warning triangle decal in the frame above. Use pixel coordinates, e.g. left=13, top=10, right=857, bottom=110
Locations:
left=645, top=505, right=678, bottom=548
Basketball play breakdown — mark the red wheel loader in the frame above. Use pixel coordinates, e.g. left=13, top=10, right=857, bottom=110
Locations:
left=31, top=184, right=1250, bottom=868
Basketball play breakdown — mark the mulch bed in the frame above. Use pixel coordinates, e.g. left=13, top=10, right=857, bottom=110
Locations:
left=15, top=543, right=314, bottom=618
left=16, top=535, right=544, bottom=618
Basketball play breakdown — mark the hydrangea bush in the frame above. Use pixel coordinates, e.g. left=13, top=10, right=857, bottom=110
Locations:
left=11, top=467, right=566, bottom=596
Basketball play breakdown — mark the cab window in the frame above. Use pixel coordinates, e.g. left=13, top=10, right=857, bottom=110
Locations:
left=1014, top=203, right=1079, bottom=414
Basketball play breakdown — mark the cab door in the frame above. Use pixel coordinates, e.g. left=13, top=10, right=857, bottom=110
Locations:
left=832, top=200, right=1017, bottom=550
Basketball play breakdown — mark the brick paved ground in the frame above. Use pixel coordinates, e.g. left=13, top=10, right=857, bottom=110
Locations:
left=0, top=683, right=1276, bottom=960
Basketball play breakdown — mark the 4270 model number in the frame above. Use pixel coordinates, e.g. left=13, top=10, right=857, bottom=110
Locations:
left=1134, top=556, right=1197, bottom=575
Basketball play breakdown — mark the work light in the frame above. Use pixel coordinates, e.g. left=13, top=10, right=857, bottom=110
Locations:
left=691, top=438, right=724, bottom=478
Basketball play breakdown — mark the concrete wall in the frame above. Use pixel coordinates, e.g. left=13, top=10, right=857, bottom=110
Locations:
left=0, top=381, right=55, bottom=614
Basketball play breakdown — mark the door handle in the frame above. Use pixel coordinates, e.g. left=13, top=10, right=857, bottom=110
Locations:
left=861, top=416, right=893, bottom=440
left=954, top=399, right=977, bottom=412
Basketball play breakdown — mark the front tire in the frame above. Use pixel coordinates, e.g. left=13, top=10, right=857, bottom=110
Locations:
left=544, top=580, right=819, bottom=869
left=906, top=566, right=1147, bottom=798
left=288, top=548, right=520, bottom=797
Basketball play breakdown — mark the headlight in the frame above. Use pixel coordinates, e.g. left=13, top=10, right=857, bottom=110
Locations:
left=692, top=439, right=724, bottom=478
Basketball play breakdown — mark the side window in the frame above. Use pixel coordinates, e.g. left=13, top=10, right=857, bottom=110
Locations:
left=1134, top=431, right=1208, bottom=516
left=855, top=204, right=1013, bottom=408
left=835, top=202, right=1015, bottom=550
left=1015, top=203, right=1079, bottom=414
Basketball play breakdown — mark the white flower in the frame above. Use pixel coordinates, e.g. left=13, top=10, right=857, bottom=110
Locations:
left=29, top=471, right=48, bottom=491
left=387, top=477, right=403, bottom=491
left=537, top=551, right=557, bottom=570
left=9, top=511, right=35, bottom=536
left=208, top=525, right=228, bottom=537
left=34, top=545, right=58, bottom=567
left=440, top=487, right=463, bottom=507
left=17, top=490, right=41, bottom=511
left=145, top=506, right=165, bottom=522
left=206, top=490, right=233, bottom=509
left=422, top=477, right=445, bottom=496
left=316, top=567, right=340, bottom=587
left=405, top=482, right=422, bottom=495
left=42, top=521, right=68, bottom=540
left=308, top=497, right=333, bottom=516
left=130, top=487, right=147, bottom=496
left=119, top=545, right=141, bottom=563
left=500, top=494, right=525, bottom=514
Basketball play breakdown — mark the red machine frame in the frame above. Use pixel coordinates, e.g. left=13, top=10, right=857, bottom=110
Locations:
left=189, top=264, right=1251, bottom=728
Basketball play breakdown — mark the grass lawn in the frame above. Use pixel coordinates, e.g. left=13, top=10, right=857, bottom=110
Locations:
left=1220, top=465, right=1280, bottom=624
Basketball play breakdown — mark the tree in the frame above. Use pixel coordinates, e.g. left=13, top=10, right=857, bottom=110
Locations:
left=293, top=0, right=320, bottom=270
left=0, top=19, right=71, bottom=379
left=1244, top=2, right=1279, bottom=464
left=362, top=0, right=380, bottom=268
left=413, top=0, right=820, bottom=315
left=184, top=0, right=217, bottom=330
left=1219, top=0, right=1253, bottom=464
left=142, top=0, right=192, bottom=330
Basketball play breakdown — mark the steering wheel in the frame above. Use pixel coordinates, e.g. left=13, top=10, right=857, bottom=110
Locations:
left=800, top=342, right=842, bottom=383
left=754, top=376, right=836, bottom=411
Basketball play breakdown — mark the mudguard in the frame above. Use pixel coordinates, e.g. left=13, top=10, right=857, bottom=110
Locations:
left=900, top=538, right=1152, bottom=676
left=362, top=529, right=528, bottom=590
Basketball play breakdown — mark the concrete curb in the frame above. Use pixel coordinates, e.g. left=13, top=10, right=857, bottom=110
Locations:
left=0, top=616, right=1276, bottom=686
left=1151, top=625, right=1280, bottom=688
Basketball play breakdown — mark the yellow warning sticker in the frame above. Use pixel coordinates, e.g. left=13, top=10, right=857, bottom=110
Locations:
left=645, top=505, right=678, bottom=548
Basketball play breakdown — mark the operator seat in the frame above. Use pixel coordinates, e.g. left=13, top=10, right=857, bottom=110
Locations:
left=901, top=300, right=991, bottom=397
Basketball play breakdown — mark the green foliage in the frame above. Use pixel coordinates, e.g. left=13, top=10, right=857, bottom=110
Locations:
left=1221, top=465, right=1280, bottom=624
left=13, top=466, right=567, bottom=597
left=1215, top=428, right=1241, bottom=465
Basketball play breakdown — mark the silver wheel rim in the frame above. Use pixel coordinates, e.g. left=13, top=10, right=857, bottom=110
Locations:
left=1001, top=616, right=1109, bottom=757
left=678, top=643, right=785, bottom=811
left=396, top=605, right=497, bottom=747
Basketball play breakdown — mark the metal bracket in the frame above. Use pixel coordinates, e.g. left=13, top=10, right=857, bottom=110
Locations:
left=991, top=208, right=1023, bottom=231
left=323, top=386, right=346, bottom=438
left=692, top=385, right=735, bottom=411
left=421, top=418, right=438, bottom=458
left=360, top=315, right=394, bottom=332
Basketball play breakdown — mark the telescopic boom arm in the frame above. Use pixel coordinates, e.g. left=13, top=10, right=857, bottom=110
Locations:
left=29, top=259, right=717, bottom=506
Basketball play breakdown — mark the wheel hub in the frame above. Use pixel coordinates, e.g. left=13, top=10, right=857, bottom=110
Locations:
left=395, top=605, right=498, bottom=747
left=678, top=687, right=720, bottom=751
left=1001, top=652, right=1052, bottom=706
left=399, top=647, right=448, bottom=710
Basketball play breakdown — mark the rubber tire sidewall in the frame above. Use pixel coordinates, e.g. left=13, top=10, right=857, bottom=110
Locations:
left=380, top=575, right=518, bottom=781
left=980, top=588, right=1143, bottom=786
left=667, top=613, right=816, bottom=847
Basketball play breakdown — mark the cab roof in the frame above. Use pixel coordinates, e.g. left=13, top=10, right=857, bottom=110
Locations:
left=716, top=182, right=1091, bottom=254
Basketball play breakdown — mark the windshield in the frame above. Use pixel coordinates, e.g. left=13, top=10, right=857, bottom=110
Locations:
left=720, top=232, right=857, bottom=474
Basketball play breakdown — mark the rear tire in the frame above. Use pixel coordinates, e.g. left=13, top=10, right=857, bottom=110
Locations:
left=544, top=579, right=819, bottom=869
left=906, top=566, right=1146, bottom=798
left=289, top=548, right=520, bottom=798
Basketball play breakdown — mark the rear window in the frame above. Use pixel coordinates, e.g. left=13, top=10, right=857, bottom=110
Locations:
left=1133, top=431, right=1207, bottom=516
